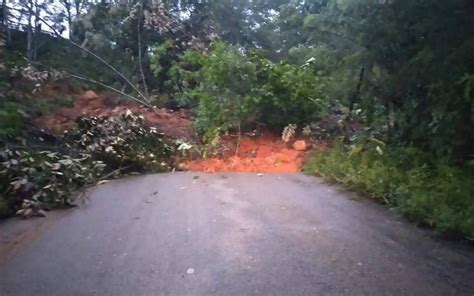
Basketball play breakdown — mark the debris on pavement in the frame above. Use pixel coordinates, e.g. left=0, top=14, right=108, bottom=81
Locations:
left=186, top=268, right=195, bottom=274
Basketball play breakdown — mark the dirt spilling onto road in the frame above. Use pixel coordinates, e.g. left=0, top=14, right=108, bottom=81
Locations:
left=36, top=89, right=327, bottom=173
left=184, top=132, right=327, bottom=173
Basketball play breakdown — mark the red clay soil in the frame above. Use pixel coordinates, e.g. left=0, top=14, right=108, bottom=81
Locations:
left=184, top=132, right=326, bottom=173
left=36, top=89, right=327, bottom=173
left=35, top=90, right=194, bottom=140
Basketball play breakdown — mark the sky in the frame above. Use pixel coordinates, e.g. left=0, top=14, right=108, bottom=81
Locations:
left=7, top=0, right=74, bottom=39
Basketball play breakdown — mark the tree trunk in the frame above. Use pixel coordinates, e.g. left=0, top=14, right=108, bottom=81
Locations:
left=66, top=6, right=72, bottom=39
left=137, top=1, right=149, bottom=98
left=349, top=66, right=365, bottom=111
left=32, top=0, right=40, bottom=61
left=34, top=13, right=151, bottom=105
left=26, top=12, right=33, bottom=61
left=1, top=0, right=10, bottom=43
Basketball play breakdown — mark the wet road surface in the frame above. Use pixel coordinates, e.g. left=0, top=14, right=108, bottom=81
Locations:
left=1, top=172, right=473, bottom=295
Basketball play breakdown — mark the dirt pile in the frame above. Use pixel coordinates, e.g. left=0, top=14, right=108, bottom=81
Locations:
left=185, top=132, right=326, bottom=173
left=35, top=90, right=194, bottom=140
left=35, top=89, right=327, bottom=173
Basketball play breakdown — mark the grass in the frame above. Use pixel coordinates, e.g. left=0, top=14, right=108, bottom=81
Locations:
left=304, top=143, right=474, bottom=239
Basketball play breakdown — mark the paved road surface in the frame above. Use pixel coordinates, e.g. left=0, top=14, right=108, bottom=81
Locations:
left=1, top=172, right=473, bottom=295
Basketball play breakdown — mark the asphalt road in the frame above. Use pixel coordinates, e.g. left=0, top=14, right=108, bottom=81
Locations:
left=1, top=172, right=473, bottom=296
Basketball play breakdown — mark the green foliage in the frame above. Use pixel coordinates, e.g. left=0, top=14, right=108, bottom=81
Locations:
left=256, top=58, right=329, bottom=129
left=0, top=147, right=105, bottom=211
left=170, top=41, right=329, bottom=134
left=0, top=110, right=175, bottom=217
left=167, top=50, right=206, bottom=108
left=64, top=110, right=173, bottom=172
left=299, top=0, right=474, bottom=161
left=150, top=40, right=174, bottom=80
left=201, top=126, right=222, bottom=158
left=193, top=42, right=260, bottom=133
left=305, top=143, right=474, bottom=238
left=0, top=103, right=26, bottom=140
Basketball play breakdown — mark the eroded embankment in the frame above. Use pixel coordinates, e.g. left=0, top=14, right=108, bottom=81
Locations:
left=37, top=89, right=326, bottom=173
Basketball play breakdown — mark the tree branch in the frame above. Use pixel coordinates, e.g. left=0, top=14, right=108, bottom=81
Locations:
left=137, top=2, right=149, bottom=99
left=63, top=74, right=153, bottom=108
left=28, top=60, right=153, bottom=108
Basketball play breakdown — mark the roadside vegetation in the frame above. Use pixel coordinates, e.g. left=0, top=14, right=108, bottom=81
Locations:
left=1, top=0, right=473, bottom=238
left=305, top=144, right=474, bottom=239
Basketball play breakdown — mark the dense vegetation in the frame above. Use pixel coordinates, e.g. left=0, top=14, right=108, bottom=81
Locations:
left=0, top=108, right=172, bottom=218
left=1, top=0, right=473, bottom=237
left=305, top=143, right=474, bottom=238
left=167, top=41, right=329, bottom=132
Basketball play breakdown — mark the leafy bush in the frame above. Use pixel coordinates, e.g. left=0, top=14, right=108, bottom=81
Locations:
left=0, top=147, right=105, bottom=215
left=167, top=50, right=205, bottom=108
left=254, top=56, right=329, bottom=129
left=0, top=102, right=26, bottom=140
left=193, top=42, right=261, bottom=133
left=201, top=126, right=222, bottom=158
left=150, top=39, right=175, bottom=79
left=163, top=41, right=329, bottom=134
left=304, top=142, right=474, bottom=239
left=64, top=110, right=173, bottom=172
left=0, top=110, right=175, bottom=217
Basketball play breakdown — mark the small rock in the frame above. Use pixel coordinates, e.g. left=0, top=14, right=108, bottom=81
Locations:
left=186, top=268, right=195, bottom=274
left=82, top=90, right=99, bottom=100
left=292, top=140, right=308, bottom=151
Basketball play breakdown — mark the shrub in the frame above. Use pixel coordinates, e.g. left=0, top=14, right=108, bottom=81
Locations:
left=0, top=102, right=26, bottom=140
left=0, top=110, right=175, bottom=217
left=0, top=147, right=105, bottom=211
left=304, top=142, right=474, bottom=238
left=165, top=41, right=329, bottom=134
left=64, top=110, right=174, bottom=172
left=255, top=58, right=329, bottom=129
left=167, top=49, right=205, bottom=108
